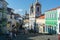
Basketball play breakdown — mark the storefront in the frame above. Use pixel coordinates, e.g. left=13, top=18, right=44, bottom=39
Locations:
left=45, top=25, right=57, bottom=34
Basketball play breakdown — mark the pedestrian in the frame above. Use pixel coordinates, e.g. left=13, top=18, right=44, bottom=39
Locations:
left=12, top=28, right=17, bottom=38
left=9, top=31, right=13, bottom=39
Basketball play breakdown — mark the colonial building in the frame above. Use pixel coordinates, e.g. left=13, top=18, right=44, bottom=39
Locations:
left=57, top=7, right=60, bottom=34
left=14, top=13, right=22, bottom=30
left=29, top=0, right=41, bottom=32
left=36, top=14, right=45, bottom=33
left=0, top=0, right=8, bottom=34
left=7, top=7, right=23, bottom=33
left=7, top=8, right=17, bottom=32
left=23, top=11, right=29, bottom=29
left=45, top=7, right=60, bottom=34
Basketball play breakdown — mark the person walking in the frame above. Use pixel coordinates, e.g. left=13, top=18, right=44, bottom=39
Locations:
left=9, top=30, right=13, bottom=40
left=12, top=28, right=17, bottom=38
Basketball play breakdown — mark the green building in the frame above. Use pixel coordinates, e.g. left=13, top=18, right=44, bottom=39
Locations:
left=45, top=9, right=58, bottom=34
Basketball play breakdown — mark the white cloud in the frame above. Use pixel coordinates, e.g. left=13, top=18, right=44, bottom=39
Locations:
left=14, top=9, right=23, bottom=13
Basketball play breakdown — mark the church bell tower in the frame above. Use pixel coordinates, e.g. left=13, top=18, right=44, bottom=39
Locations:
left=34, top=0, right=41, bottom=18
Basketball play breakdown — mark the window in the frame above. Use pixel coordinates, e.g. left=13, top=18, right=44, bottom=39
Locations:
left=52, top=14, right=54, bottom=19
left=46, top=13, right=47, bottom=19
left=48, top=14, right=49, bottom=18
left=47, top=14, right=48, bottom=19
left=52, top=27, right=56, bottom=34
left=37, top=7, right=39, bottom=12
left=59, top=23, right=60, bottom=32
left=51, top=14, right=53, bottom=19
left=53, top=14, right=54, bottom=19
left=48, top=14, right=49, bottom=19
left=50, top=14, right=52, bottom=19
left=31, top=9, right=33, bottom=13
left=43, top=27, right=45, bottom=32
left=58, top=13, right=60, bottom=20
left=55, top=14, right=56, bottom=19
left=46, top=26, right=48, bottom=32
left=46, top=13, right=48, bottom=19
left=31, top=7, right=33, bottom=13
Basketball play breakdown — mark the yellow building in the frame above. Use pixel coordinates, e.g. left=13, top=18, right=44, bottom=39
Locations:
left=36, top=14, right=45, bottom=33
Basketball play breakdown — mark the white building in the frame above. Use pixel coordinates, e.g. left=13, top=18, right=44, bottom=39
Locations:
left=57, top=7, right=60, bottom=34
left=29, top=0, right=41, bottom=32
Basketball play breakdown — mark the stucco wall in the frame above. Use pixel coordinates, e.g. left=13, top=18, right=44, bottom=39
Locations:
left=36, top=18, right=45, bottom=33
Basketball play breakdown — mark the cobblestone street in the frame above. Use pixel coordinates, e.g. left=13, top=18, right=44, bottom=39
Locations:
left=0, top=34, right=58, bottom=40
left=14, top=34, right=58, bottom=40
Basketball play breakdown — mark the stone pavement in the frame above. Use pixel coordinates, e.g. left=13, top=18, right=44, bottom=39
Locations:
left=0, top=33, right=58, bottom=40
left=15, top=33, right=58, bottom=40
left=28, top=34, right=58, bottom=40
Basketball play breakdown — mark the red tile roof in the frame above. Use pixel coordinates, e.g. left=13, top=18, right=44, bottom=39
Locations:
left=46, top=6, right=60, bottom=12
left=39, top=14, right=45, bottom=19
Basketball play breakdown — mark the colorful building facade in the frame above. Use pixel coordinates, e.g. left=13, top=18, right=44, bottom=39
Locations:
left=36, top=14, right=45, bottom=33
left=45, top=7, right=60, bottom=34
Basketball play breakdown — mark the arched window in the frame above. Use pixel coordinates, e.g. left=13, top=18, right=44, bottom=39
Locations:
left=37, top=7, right=39, bottom=12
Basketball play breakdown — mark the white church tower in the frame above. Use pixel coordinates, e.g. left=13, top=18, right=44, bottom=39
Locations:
left=29, top=0, right=41, bottom=31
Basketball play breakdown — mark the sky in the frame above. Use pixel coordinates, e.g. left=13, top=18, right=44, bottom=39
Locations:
left=6, top=0, right=60, bottom=15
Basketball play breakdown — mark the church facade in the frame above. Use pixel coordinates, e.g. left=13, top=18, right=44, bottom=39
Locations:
left=29, top=0, right=45, bottom=33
